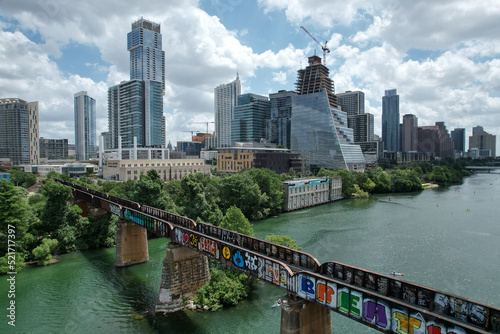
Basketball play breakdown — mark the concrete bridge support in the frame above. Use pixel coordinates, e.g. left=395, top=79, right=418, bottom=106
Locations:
left=156, top=242, right=210, bottom=313
left=115, top=219, right=149, bottom=267
left=280, top=295, right=332, bottom=334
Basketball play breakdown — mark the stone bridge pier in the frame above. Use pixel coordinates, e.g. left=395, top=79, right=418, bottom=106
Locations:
left=280, top=295, right=331, bottom=334
left=156, top=242, right=210, bottom=313
left=115, top=219, right=149, bottom=267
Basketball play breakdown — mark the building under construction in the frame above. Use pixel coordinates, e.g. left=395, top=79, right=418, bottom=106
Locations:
left=296, top=55, right=338, bottom=109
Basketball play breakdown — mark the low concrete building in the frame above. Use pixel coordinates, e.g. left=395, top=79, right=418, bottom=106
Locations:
left=103, top=159, right=211, bottom=181
left=283, top=177, right=342, bottom=211
left=21, top=163, right=98, bottom=177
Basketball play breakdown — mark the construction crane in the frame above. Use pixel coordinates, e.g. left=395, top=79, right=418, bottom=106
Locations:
left=182, top=130, right=198, bottom=138
left=195, top=121, right=214, bottom=133
left=300, top=26, right=330, bottom=65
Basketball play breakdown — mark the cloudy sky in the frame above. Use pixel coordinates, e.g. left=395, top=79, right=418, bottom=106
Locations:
left=1, top=0, right=499, bottom=151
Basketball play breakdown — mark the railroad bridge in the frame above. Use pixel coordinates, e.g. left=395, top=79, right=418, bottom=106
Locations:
left=59, top=179, right=500, bottom=334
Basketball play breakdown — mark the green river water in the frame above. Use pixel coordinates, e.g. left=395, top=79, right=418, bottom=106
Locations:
left=1, top=172, right=499, bottom=333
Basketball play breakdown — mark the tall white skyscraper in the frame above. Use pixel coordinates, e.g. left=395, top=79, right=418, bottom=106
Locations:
left=74, top=91, right=96, bottom=160
left=214, top=74, right=241, bottom=148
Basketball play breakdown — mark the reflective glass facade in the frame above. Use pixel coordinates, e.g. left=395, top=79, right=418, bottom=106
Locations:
left=127, top=18, right=165, bottom=90
left=382, top=89, right=399, bottom=152
left=74, top=92, right=96, bottom=160
left=266, top=90, right=296, bottom=148
left=291, top=91, right=365, bottom=172
left=231, top=93, right=270, bottom=143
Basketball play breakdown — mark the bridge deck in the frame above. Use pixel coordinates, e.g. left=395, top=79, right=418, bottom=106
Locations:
left=58, top=179, right=500, bottom=334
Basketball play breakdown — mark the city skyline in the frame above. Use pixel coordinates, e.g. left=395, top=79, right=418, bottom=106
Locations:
left=0, top=1, right=499, bottom=152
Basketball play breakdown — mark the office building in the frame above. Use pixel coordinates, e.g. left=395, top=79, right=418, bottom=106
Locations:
left=0, top=98, right=39, bottom=165
left=39, top=138, right=69, bottom=160
left=450, top=128, right=466, bottom=154
left=382, top=89, right=400, bottom=152
left=215, top=74, right=241, bottom=148
left=402, top=114, right=418, bottom=152
left=231, top=93, right=270, bottom=143
left=296, top=55, right=338, bottom=108
left=418, top=122, right=454, bottom=158
left=128, top=18, right=165, bottom=89
left=108, top=18, right=166, bottom=152
left=337, top=90, right=375, bottom=143
left=469, top=126, right=496, bottom=157
left=74, top=91, right=97, bottom=161
left=104, top=158, right=210, bottom=181
left=291, top=91, right=365, bottom=172
left=266, top=90, right=296, bottom=149
left=217, top=142, right=301, bottom=174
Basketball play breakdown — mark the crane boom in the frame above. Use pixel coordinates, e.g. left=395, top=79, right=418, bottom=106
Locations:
left=300, top=26, right=330, bottom=65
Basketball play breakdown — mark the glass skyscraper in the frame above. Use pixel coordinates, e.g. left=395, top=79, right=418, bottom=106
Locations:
left=382, top=89, right=400, bottom=152
left=0, top=98, right=39, bottom=165
left=291, top=91, right=365, bottom=172
left=128, top=18, right=165, bottom=90
left=266, top=90, right=296, bottom=149
left=108, top=18, right=166, bottom=150
left=214, top=75, right=241, bottom=148
left=231, top=93, right=270, bottom=143
left=74, top=91, right=96, bottom=161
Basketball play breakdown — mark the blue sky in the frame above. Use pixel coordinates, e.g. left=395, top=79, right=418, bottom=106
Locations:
left=0, top=0, right=499, bottom=152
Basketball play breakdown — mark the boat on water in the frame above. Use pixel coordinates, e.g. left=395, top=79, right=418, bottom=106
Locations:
left=390, top=271, right=404, bottom=276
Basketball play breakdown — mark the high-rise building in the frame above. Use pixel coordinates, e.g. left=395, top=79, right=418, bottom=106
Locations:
left=450, top=128, right=466, bottom=154
left=296, top=55, right=338, bottom=108
left=128, top=18, right=165, bottom=90
left=337, top=90, right=374, bottom=143
left=337, top=91, right=365, bottom=117
left=402, top=114, right=418, bottom=152
left=39, top=138, right=69, bottom=160
left=74, top=91, right=97, bottom=161
left=469, top=126, right=496, bottom=157
left=214, top=75, right=241, bottom=148
left=231, top=93, right=270, bottom=143
left=418, top=122, right=453, bottom=158
left=108, top=18, right=166, bottom=151
left=291, top=91, right=365, bottom=172
left=382, top=89, right=400, bottom=152
left=266, top=90, right=296, bottom=149
left=0, top=98, right=39, bottom=165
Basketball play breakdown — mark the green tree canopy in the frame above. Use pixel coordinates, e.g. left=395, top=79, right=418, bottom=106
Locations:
left=220, top=206, right=254, bottom=236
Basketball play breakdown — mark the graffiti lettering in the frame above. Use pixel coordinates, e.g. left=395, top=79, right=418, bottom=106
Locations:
left=124, top=209, right=144, bottom=226
left=338, top=288, right=361, bottom=317
left=110, top=204, right=122, bottom=218
left=363, top=299, right=389, bottom=329
left=199, top=237, right=218, bottom=257
left=244, top=252, right=258, bottom=271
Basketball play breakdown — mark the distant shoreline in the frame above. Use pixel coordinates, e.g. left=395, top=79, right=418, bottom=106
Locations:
left=422, top=183, right=439, bottom=189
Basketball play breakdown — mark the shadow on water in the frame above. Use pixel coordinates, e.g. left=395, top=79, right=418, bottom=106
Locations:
left=78, top=238, right=206, bottom=333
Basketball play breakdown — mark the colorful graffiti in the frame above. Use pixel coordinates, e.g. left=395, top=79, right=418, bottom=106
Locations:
left=63, top=180, right=500, bottom=334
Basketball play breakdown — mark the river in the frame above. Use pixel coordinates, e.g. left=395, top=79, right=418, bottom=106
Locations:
left=1, top=172, right=499, bottom=333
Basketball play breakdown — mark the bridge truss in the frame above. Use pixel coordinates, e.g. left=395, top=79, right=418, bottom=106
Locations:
left=58, top=179, right=500, bottom=334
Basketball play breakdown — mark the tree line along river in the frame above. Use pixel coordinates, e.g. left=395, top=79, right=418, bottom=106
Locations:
left=1, top=171, right=499, bottom=333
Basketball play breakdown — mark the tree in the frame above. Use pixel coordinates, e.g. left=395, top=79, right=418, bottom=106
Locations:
left=265, top=234, right=302, bottom=250
left=220, top=206, right=254, bottom=236
left=32, top=238, right=58, bottom=266
left=219, top=173, right=269, bottom=220
left=247, top=168, right=284, bottom=216
left=131, top=170, right=176, bottom=211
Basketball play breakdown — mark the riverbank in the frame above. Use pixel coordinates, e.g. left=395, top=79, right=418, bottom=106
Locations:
left=422, top=182, right=439, bottom=189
